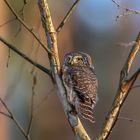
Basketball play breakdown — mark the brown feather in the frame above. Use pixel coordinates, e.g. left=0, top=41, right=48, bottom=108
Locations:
left=62, top=52, right=98, bottom=123
left=79, top=100, right=95, bottom=123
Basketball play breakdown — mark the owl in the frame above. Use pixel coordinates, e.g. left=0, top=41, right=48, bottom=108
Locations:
left=62, top=51, right=98, bottom=123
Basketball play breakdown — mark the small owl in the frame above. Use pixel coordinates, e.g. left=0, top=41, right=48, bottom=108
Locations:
left=62, top=51, right=98, bottom=123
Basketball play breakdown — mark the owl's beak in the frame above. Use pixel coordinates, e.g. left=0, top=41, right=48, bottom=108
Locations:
left=70, top=60, right=74, bottom=65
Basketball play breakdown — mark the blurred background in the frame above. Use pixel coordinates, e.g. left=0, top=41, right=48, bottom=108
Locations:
left=0, top=0, right=140, bottom=140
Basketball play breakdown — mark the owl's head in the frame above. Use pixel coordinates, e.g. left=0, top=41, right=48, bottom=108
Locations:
left=63, top=51, right=93, bottom=67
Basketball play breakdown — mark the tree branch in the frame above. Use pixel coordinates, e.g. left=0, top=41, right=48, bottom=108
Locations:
left=0, top=36, right=52, bottom=77
left=112, top=0, right=140, bottom=20
left=98, top=32, right=140, bottom=140
left=56, top=0, right=80, bottom=33
left=0, top=98, right=28, bottom=140
left=118, top=116, right=140, bottom=124
left=26, top=70, right=37, bottom=139
left=121, top=32, right=140, bottom=80
left=38, top=0, right=90, bottom=139
left=4, top=0, right=51, bottom=54
left=0, top=17, right=17, bottom=28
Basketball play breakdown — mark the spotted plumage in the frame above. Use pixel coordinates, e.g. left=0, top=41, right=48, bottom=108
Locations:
left=62, top=51, right=98, bottom=123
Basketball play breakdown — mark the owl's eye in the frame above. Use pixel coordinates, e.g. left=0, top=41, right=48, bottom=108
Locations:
left=77, top=57, right=83, bottom=61
left=66, top=56, right=72, bottom=62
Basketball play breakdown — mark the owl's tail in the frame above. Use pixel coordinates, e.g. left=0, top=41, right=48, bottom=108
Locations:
left=77, top=98, right=95, bottom=123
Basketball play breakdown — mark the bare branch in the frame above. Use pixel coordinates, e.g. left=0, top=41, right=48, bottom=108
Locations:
left=19, top=0, right=28, bottom=20
left=14, top=24, right=22, bottom=37
left=98, top=32, right=140, bottom=140
left=0, top=17, right=17, bottom=28
left=116, top=41, right=136, bottom=48
left=0, top=98, right=27, bottom=139
left=4, top=0, right=51, bottom=54
left=127, top=68, right=140, bottom=86
left=6, top=48, right=11, bottom=67
left=26, top=30, right=40, bottom=135
left=0, top=36, right=52, bottom=77
left=33, top=87, right=55, bottom=113
left=118, top=116, right=140, bottom=124
left=26, top=70, right=37, bottom=139
left=0, top=111, right=11, bottom=118
left=38, top=0, right=90, bottom=139
left=112, top=0, right=140, bottom=20
left=121, top=32, right=140, bottom=80
left=56, top=0, right=80, bottom=32
left=131, top=84, right=140, bottom=90
left=38, top=0, right=60, bottom=73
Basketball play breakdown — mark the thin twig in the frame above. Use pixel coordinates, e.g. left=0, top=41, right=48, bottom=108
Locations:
left=98, top=32, right=140, bottom=140
left=14, top=24, right=22, bottom=37
left=27, top=31, right=41, bottom=130
left=112, top=0, right=140, bottom=20
left=131, top=85, right=140, bottom=90
left=0, top=17, right=17, bottom=28
left=0, top=111, right=11, bottom=118
left=19, top=0, right=28, bottom=20
left=0, top=98, right=27, bottom=139
left=116, top=41, right=136, bottom=48
left=0, top=36, right=52, bottom=77
left=26, top=26, right=40, bottom=137
left=121, top=32, right=140, bottom=80
left=6, top=48, right=11, bottom=67
left=56, top=0, right=80, bottom=32
left=118, top=116, right=140, bottom=124
left=33, top=86, right=55, bottom=113
left=26, top=70, right=36, bottom=138
left=4, top=0, right=51, bottom=54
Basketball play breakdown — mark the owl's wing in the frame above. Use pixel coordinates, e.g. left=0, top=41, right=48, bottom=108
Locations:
left=71, top=67, right=98, bottom=104
left=71, top=67, right=98, bottom=123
